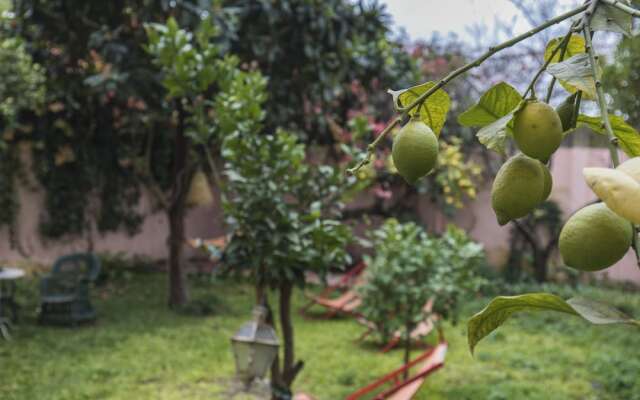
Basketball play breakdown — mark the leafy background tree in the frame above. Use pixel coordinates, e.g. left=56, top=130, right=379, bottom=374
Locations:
left=359, top=219, right=485, bottom=370
left=221, top=129, right=352, bottom=395
left=144, top=16, right=268, bottom=307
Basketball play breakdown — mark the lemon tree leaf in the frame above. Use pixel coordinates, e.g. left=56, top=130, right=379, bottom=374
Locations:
left=458, top=82, right=522, bottom=155
left=468, top=293, right=639, bottom=354
left=566, top=297, right=636, bottom=324
left=388, top=82, right=450, bottom=135
left=544, top=34, right=585, bottom=64
left=475, top=114, right=513, bottom=156
left=458, top=82, right=522, bottom=127
left=591, top=1, right=633, bottom=37
left=577, top=114, right=640, bottom=157
left=547, top=53, right=598, bottom=99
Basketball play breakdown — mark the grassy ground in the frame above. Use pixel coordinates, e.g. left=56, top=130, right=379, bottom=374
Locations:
left=1, top=270, right=640, bottom=400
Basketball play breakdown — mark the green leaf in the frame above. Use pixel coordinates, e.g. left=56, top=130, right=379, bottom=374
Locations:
left=467, top=293, right=638, bottom=354
left=577, top=114, right=640, bottom=157
left=458, top=82, right=522, bottom=127
left=544, top=35, right=585, bottom=64
left=591, top=1, right=633, bottom=37
left=458, top=82, right=522, bottom=154
left=566, top=297, right=636, bottom=324
left=388, top=82, right=451, bottom=135
left=547, top=53, right=598, bottom=99
left=476, top=113, right=514, bottom=155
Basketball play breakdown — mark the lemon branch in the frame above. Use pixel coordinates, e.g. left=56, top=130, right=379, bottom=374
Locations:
left=584, top=3, right=640, bottom=267
left=583, top=11, right=620, bottom=166
left=601, top=0, right=640, bottom=18
left=347, top=2, right=589, bottom=175
left=346, top=116, right=402, bottom=175
left=524, top=21, right=580, bottom=100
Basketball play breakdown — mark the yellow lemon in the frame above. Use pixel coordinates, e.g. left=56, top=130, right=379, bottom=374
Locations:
left=616, top=157, right=640, bottom=183
left=491, top=154, right=546, bottom=225
left=559, top=203, right=632, bottom=271
left=391, top=118, right=438, bottom=184
left=513, top=101, right=563, bottom=162
left=583, top=167, right=640, bottom=224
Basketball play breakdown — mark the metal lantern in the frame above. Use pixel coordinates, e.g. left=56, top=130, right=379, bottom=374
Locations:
left=230, top=306, right=279, bottom=388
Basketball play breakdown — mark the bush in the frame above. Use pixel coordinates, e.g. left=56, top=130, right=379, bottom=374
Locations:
left=358, top=220, right=485, bottom=343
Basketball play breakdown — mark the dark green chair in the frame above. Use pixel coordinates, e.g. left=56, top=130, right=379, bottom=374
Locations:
left=38, top=253, right=101, bottom=325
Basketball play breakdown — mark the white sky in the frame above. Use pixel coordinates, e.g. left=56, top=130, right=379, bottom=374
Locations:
left=383, top=0, right=577, bottom=41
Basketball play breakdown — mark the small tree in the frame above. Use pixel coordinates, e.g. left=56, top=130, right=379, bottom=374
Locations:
left=359, top=219, right=485, bottom=370
left=221, top=129, right=352, bottom=396
left=145, top=17, right=266, bottom=307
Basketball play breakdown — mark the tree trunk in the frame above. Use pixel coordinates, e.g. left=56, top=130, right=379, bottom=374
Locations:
left=533, top=248, right=548, bottom=283
left=403, top=318, right=412, bottom=380
left=167, top=100, right=191, bottom=308
left=280, top=282, right=296, bottom=386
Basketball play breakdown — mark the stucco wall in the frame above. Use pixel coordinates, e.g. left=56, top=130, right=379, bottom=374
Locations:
left=1, top=146, right=638, bottom=284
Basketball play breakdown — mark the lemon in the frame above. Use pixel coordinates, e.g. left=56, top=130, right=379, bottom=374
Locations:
left=616, top=157, right=640, bottom=183
left=583, top=167, right=640, bottom=224
left=513, top=100, right=563, bottom=162
left=392, top=118, right=438, bottom=184
left=540, top=162, right=553, bottom=202
left=555, top=93, right=578, bottom=132
left=491, top=154, right=546, bottom=225
left=186, top=169, right=214, bottom=207
left=559, top=203, right=632, bottom=271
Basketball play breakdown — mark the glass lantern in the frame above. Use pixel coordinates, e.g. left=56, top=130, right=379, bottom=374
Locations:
left=230, top=306, right=279, bottom=388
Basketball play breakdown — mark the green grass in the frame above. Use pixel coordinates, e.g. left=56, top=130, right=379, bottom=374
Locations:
left=2, top=272, right=640, bottom=400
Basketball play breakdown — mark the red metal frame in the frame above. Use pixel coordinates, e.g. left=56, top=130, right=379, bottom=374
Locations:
left=299, top=261, right=367, bottom=315
left=345, top=341, right=447, bottom=400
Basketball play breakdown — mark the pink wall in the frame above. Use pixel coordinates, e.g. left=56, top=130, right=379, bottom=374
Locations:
left=1, top=146, right=638, bottom=284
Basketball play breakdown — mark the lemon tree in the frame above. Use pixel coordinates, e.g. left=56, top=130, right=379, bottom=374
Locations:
left=348, top=0, right=640, bottom=356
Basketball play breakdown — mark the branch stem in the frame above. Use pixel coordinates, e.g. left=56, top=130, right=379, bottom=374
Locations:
left=601, top=0, right=640, bottom=18
left=347, top=3, right=589, bottom=175
left=346, top=116, right=402, bottom=175
left=526, top=21, right=578, bottom=100
left=584, top=5, right=640, bottom=268
left=583, top=20, right=620, bottom=166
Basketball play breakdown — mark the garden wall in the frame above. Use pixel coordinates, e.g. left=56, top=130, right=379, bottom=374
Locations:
left=1, top=146, right=638, bottom=284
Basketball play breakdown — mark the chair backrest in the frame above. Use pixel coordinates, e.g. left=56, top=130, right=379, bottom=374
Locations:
left=51, top=253, right=101, bottom=283
left=345, top=342, right=448, bottom=400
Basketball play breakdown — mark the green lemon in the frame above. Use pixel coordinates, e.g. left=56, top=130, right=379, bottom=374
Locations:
left=392, top=118, right=438, bottom=184
left=540, top=162, right=553, bottom=202
left=555, top=93, right=578, bottom=132
left=559, top=203, right=633, bottom=271
left=513, top=100, right=563, bottom=162
left=491, top=154, right=546, bottom=225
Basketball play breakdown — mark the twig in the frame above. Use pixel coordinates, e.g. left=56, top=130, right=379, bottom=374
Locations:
left=346, top=116, right=401, bottom=175
left=347, top=3, right=589, bottom=175
left=396, top=3, right=589, bottom=114
left=584, top=7, right=640, bottom=268
left=524, top=21, right=578, bottom=99
left=601, top=0, right=640, bottom=18
left=583, top=18, right=620, bottom=166
left=544, top=21, right=582, bottom=102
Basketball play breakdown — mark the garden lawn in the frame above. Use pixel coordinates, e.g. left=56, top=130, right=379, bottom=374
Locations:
left=1, top=271, right=640, bottom=400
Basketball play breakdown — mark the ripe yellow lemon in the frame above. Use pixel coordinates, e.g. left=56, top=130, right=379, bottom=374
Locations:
left=583, top=167, right=640, bottom=224
left=392, top=118, right=438, bottom=184
left=616, top=157, right=640, bottom=183
left=513, top=101, right=563, bottom=162
left=491, top=154, right=546, bottom=225
left=559, top=203, right=632, bottom=271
